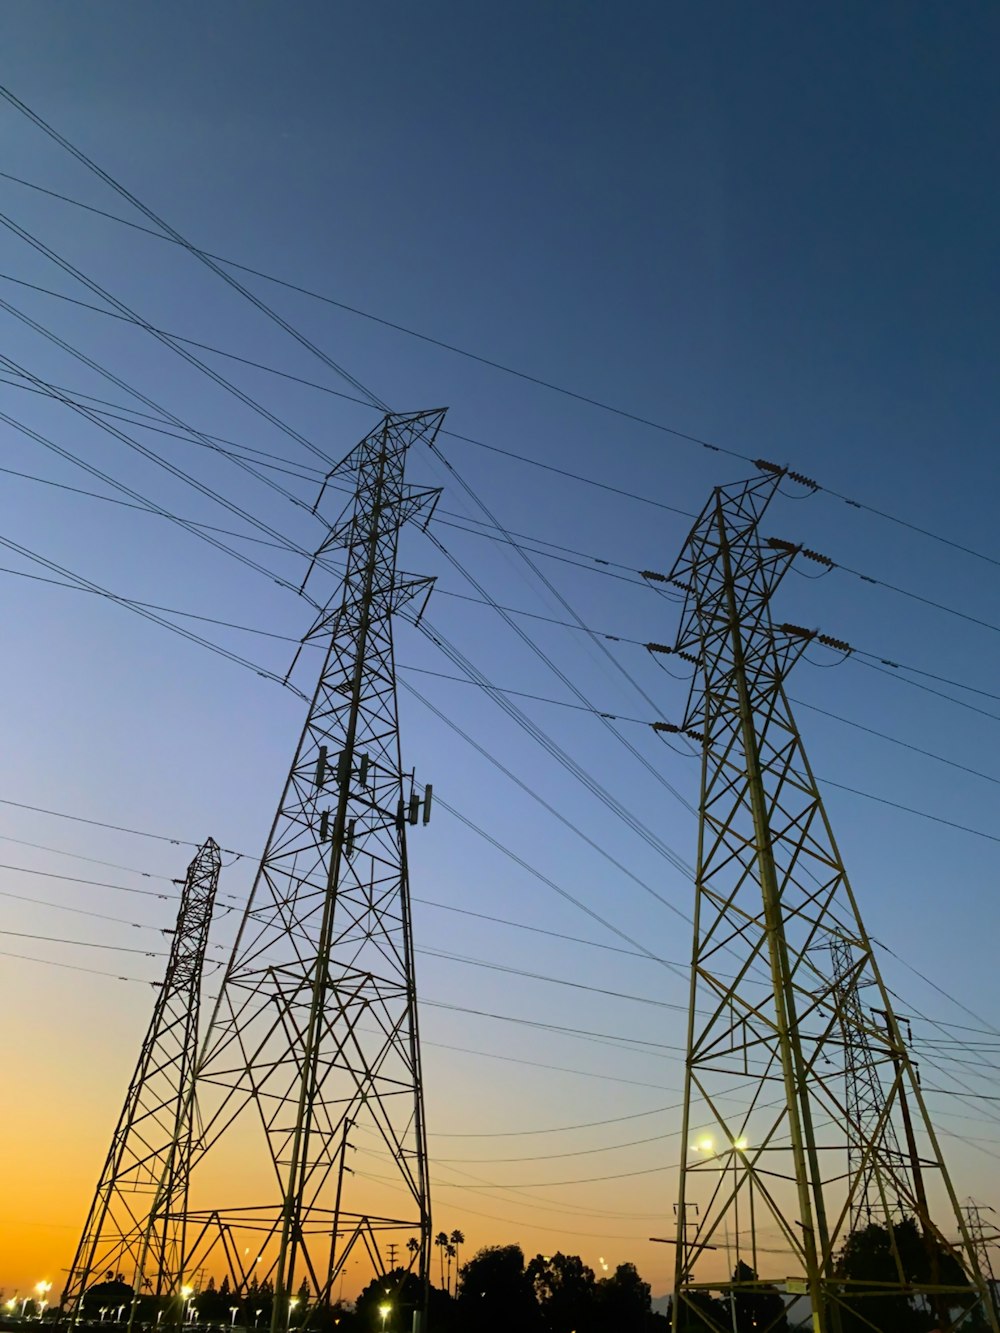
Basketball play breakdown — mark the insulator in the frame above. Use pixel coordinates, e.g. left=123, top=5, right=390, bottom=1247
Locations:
left=754, top=458, right=786, bottom=477
left=818, top=633, right=853, bottom=653
left=786, top=468, right=818, bottom=489
left=800, top=546, right=834, bottom=567
left=652, top=721, right=681, bottom=733
left=685, top=729, right=707, bottom=744
left=422, top=784, right=433, bottom=825
left=358, top=753, right=370, bottom=787
left=641, top=569, right=669, bottom=582
left=315, top=745, right=328, bottom=788
left=779, top=623, right=816, bottom=640
left=670, top=578, right=693, bottom=592
left=395, top=799, right=405, bottom=831
left=345, top=819, right=356, bottom=858
left=337, top=749, right=351, bottom=787
left=319, top=809, right=330, bottom=841
left=646, top=642, right=674, bottom=654
left=408, top=794, right=420, bottom=825
left=766, top=537, right=800, bottom=554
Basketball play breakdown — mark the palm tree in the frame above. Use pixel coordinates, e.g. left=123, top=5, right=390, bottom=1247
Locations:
left=434, top=1231, right=448, bottom=1289
left=406, top=1237, right=419, bottom=1271
left=445, top=1244, right=456, bottom=1295
left=449, top=1230, right=465, bottom=1294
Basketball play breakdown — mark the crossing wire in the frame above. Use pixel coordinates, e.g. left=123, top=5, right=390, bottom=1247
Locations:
left=0, top=86, right=389, bottom=414
left=2, top=163, right=996, bottom=569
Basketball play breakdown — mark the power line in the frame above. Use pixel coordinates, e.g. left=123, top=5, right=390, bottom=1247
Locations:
left=0, top=86, right=389, bottom=414
left=4, top=166, right=996, bottom=571
left=429, top=1103, right=680, bottom=1140
left=0, top=359, right=652, bottom=587
left=793, top=696, right=1000, bottom=787
left=0, top=927, right=166, bottom=957
left=0, top=795, right=217, bottom=850
left=0, top=525, right=300, bottom=693
left=414, top=896, right=664, bottom=962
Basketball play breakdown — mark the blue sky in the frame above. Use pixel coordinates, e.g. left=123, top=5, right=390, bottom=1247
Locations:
left=0, top=0, right=998, bottom=1303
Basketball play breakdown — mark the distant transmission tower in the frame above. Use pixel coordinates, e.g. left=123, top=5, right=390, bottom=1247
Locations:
left=829, top=936, right=906, bottom=1231
left=964, top=1201, right=1000, bottom=1321
left=61, top=838, right=222, bottom=1322
left=655, top=471, right=996, bottom=1333
left=177, top=411, right=443, bottom=1333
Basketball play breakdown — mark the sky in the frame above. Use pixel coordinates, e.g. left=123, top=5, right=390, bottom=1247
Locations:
left=0, top=0, right=999, bottom=1309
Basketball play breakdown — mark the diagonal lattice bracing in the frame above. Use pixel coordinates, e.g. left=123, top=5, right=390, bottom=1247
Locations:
left=667, top=473, right=997, bottom=1333
left=61, top=839, right=222, bottom=1322
left=178, top=411, right=443, bottom=1333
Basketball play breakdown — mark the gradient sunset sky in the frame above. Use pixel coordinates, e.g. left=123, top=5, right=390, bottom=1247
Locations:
left=1, top=0, right=998, bottom=1306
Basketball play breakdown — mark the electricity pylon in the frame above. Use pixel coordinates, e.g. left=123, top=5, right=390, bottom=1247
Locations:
left=657, top=471, right=997, bottom=1333
left=964, top=1201, right=1000, bottom=1321
left=176, top=410, right=443, bottom=1333
left=829, top=936, right=906, bottom=1231
left=61, top=838, right=222, bottom=1322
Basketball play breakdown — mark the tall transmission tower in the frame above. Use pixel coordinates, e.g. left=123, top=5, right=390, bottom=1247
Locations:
left=177, top=410, right=444, bottom=1333
left=658, top=471, right=996, bottom=1333
left=61, top=838, right=222, bottom=1321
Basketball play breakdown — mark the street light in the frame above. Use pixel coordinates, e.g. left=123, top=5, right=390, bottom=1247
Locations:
left=230, top=1308, right=239, bottom=1328
left=378, top=1304, right=390, bottom=1333
left=287, top=1297, right=298, bottom=1331
left=254, top=1312, right=263, bottom=1330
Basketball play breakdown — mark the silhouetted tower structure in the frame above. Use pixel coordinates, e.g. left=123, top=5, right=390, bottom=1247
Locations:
left=177, top=411, right=443, bottom=1333
left=830, top=935, right=906, bottom=1231
left=654, top=470, right=996, bottom=1333
left=61, top=839, right=222, bottom=1321
left=964, top=1201, right=1000, bottom=1321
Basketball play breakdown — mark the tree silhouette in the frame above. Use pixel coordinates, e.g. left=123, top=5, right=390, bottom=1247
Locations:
left=457, top=1245, right=540, bottom=1333
left=444, top=1245, right=456, bottom=1294
left=434, top=1231, right=449, bottom=1289
left=527, top=1252, right=597, bottom=1333
left=723, top=1261, right=789, bottom=1333
left=448, top=1230, right=465, bottom=1292
left=595, top=1262, right=652, bottom=1331
left=405, top=1237, right=419, bottom=1271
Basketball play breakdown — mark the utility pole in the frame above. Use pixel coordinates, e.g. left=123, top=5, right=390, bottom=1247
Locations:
left=653, top=469, right=998, bottom=1333
left=174, top=411, right=444, bottom=1333
left=60, top=840, right=222, bottom=1325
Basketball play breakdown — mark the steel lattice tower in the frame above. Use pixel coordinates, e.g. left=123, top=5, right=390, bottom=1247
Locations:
left=177, top=411, right=443, bottom=1332
left=662, top=472, right=996, bottom=1333
left=829, top=936, right=906, bottom=1232
left=61, top=838, right=222, bottom=1322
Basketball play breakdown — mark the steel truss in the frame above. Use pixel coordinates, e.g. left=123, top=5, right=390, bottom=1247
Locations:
left=665, top=473, right=997, bottom=1333
left=61, top=839, right=222, bottom=1321
left=177, top=411, right=443, bottom=1332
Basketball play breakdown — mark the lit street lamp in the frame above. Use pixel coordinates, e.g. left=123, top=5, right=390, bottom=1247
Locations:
left=230, top=1308, right=239, bottom=1328
left=287, top=1297, right=298, bottom=1331
left=254, top=1312, right=263, bottom=1329
left=378, top=1303, right=391, bottom=1333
